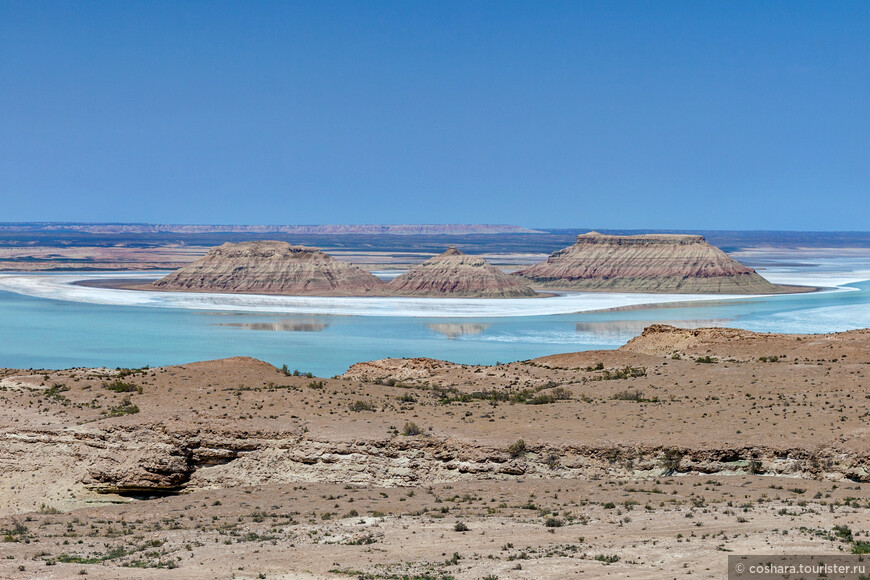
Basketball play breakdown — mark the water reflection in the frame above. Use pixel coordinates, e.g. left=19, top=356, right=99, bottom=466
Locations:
left=218, top=319, right=329, bottom=332
left=427, top=323, right=490, bottom=338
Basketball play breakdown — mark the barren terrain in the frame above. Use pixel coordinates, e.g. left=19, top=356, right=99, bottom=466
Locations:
left=1, top=325, right=869, bottom=578
left=0, top=245, right=542, bottom=274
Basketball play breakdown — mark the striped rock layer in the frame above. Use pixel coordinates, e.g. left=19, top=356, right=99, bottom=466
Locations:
left=152, top=241, right=385, bottom=296
left=387, top=247, right=537, bottom=298
left=514, top=232, right=785, bottom=294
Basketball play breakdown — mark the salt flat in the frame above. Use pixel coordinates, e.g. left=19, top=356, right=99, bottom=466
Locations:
left=0, top=270, right=841, bottom=318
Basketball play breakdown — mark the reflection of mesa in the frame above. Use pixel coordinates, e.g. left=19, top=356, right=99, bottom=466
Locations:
left=427, top=323, right=489, bottom=338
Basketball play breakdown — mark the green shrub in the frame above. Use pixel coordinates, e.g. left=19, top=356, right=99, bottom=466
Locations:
left=115, top=367, right=148, bottom=378
left=834, top=525, right=854, bottom=542
left=594, top=366, right=646, bottom=380
left=102, top=380, right=139, bottom=393
left=508, top=439, right=526, bottom=457
left=348, top=400, right=375, bottom=412
left=281, top=365, right=314, bottom=378
left=660, top=447, right=684, bottom=473
left=105, top=398, right=140, bottom=417
left=612, top=389, right=659, bottom=403
left=852, top=541, right=870, bottom=554
left=612, top=389, right=644, bottom=401
left=402, top=421, right=423, bottom=436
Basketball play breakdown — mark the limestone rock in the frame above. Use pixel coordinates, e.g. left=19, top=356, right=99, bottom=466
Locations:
left=343, top=357, right=451, bottom=383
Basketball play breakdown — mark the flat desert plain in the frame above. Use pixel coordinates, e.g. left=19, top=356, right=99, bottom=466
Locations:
left=1, top=325, right=869, bottom=578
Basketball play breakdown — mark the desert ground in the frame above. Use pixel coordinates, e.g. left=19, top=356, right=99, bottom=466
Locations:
left=0, top=226, right=557, bottom=272
left=1, top=325, right=869, bottom=578
left=0, top=245, right=544, bottom=275
left=7, top=226, right=867, bottom=274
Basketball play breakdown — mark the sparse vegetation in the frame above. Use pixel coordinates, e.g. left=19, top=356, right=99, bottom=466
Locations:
left=104, top=397, right=140, bottom=417
left=508, top=439, right=527, bottom=457
left=281, top=364, right=313, bottom=378
left=593, top=366, right=646, bottom=380
left=528, top=387, right=572, bottom=405
left=402, top=421, right=423, bottom=436
left=1, top=520, right=28, bottom=543
left=612, top=389, right=658, bottom=402
left=660, top=447, right=684, bottom=473
left=348, top=400, right=375, bottom=412
left=431, top=383, right=571, bottom=406
left=102, top=379, right=141, bottom=393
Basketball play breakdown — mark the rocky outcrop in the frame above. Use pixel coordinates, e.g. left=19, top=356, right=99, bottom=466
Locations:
left=386, top=247, right=537, bottom=298
left=342, top=357, right=451, bottom=383
left=620, top=324, right=761, bottom=355
left=83, top=430, right=194, bottom=493
left=2, top=422, right=855, bottom=494
left=64, top=431, right=870, bottom=491
left=515, top=231, right=789, bottom=294
left=152, top=241, right=385, bottom=296
left=619, top=323, right=870, bottom=361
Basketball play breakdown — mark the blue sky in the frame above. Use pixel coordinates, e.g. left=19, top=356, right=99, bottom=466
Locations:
left=1, top=1, right=867, bottom=229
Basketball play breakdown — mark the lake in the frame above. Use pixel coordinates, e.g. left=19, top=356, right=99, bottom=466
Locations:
left=2, top=250, right=869, bottom=376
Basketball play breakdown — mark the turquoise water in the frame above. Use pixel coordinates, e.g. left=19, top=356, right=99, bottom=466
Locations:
left=2, top=277, right=869, bottom=376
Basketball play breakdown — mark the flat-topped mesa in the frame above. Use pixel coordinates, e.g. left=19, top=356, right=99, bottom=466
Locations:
left=152, top=241, right=385, bottom=296
left=514, top=231, right=788, bottom=294
left=386, top=246, right=537, bottom=298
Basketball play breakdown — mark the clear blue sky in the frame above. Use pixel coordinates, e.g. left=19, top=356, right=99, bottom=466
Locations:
left=1, top=1, right=867, bottom=229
